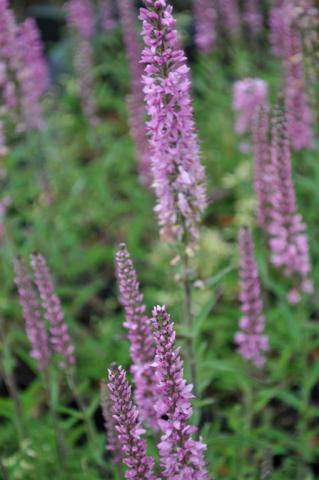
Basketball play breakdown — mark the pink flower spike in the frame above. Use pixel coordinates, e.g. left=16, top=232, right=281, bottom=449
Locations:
left=151, top=305, right=211, bottom=479
left=140, top=0, right=206, bottom=245
left=194, top=0, right=217, bottom=54
left=115, top=243, right=158, bottom=430
left=235, top=227, right=268, bottom=368
left=31, top=253, right=75, bottom=369
left=14, top=257, right=50, bottom=371
left=107, top=364, right=157, bottom=480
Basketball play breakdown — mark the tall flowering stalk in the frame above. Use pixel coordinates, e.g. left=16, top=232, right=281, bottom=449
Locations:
left=216, top=0, right=240, bottom=38
left=269, top=0, right=286, bottom=58
left=235, top=228, right=268, bottom=368
left=115, top=243, right=157, bottom=429
left=66, top=0, right=98, bottom=126
left=14, top=258, right=51, bottom=371
left=151, top=305, right=211, bottom=479
left=268, top=111, right=313, bottom=303
left=140, top=0, right=206, bottom=246
left=194, top=0, right=217, bottom=54
left=282, top=2, right=313, bottom=150
left=107, top=364, right=157, bottom=480
left=118, top=0, right=151, bottom=184
left=31, top=253, right=75, bottom=369
left=16, top=18, right=49, bottom=130
left=233, top=78, right=268, bottom=138
left=243, top=0, right=263, bottom=36
left=100, top=381, right=123, bottom=466
left=252, top=107, right=270, bottom=230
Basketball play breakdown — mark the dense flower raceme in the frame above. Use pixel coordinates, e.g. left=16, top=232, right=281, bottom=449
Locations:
left=66, top=0, right=98, bottom=126
left=31, top=253, right=75, bottom=369
left=14, top=258, right=51, bottom=371
left=151, top=305, right=211, bottom=479
left=107, top=365, right=157, bottom=480
left=216, top=0, right=240, bottom=38
left=282, top=2, right=313, bottom=150
left=140, top=0, right=206, bottom=245
left=16, top=18, right=49, bottom=130
left=268, top=112, right=313, bottom=304
left=100, top=381, right=123, bottom=465
left=243, top=0, right=263, bottom=35
left=118, top=0, right=151, bottom=184
left=233, top=78, right=268, bottom=138
left=235, top=228, right=268, bottom=368
left=194, top=0, right=217, bottom=54
left=252, top=107, right=270, bottom=230
left=115, top=243, right=158, bottom=429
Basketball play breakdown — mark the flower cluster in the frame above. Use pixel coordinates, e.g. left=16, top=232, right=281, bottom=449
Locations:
left=118, top=0, right=151, bottom=184
left=235, top=227, right=268, bottom=368
left=269, top=0, right=286, bottom=58
left=217, top=0, right=240, bottom=38
left=99, top=0, right=115, bottom=31
left=233, top=78, right=268, bottom=137
left=31, top=253, right=75, bottom=368
left=115, top=243, right=157, bottom=429
left=151, top=305, right=210, bottom=479
left=267, top=112, right=313, bottom=303
left=194, top=0, right=217, bottom=54
left=14, top=258, right=51, bottom=371
left=140, top=0, right=206, bottom=245
left=107, top=365, right=157, bottom=480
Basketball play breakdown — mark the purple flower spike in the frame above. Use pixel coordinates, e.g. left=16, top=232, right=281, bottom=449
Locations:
left=151, top=305, right=211, bottom=479
left=107, top=364, right=157, bottom=480
left=252, top=106, right=270, bottom=230
left=14, top=258, right=50, bottom=370
left=233, top=78, right=268, bottom=137
left=99, top=0, right=116, bottom=31
left=243, top=0, right=263, bottom=35
left=115, top=243, right=158, bottom=430
left=269, top=0, right=286, bottom=58
left=66, top=0, right=95, bottom=39
left=17, top=18, right=49, bottom=130
left=268, top=111, right=313, bottom=303
left=282, top=2, right=313, bottom=151
left=140, top=0, right=206, bottom=245
left=118, top=0, right=151, bottom=185
left=101, top=381, right=123, bottom=465
left=31, top=253, right=75, bottom=369
left=217, top=0, right=240, bottom=38
left=194, top=0, right=217, bottom=54
left=235, top=228, right=268, bottom=368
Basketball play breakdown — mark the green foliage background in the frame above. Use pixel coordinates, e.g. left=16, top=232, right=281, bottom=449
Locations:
left=1, top=3, right=319, bottom=479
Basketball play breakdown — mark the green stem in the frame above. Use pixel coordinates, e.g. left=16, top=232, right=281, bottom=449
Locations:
left=181, top=253, right=197, bottom=397
left=66, top=373, right=103, bottom=468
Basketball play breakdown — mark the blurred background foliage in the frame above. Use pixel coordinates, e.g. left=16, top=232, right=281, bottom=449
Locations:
left=0, top=0, right=319, bottom=479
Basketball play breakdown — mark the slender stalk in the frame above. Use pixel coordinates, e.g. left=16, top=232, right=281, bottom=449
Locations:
left=66, top=373, right=103, bottom=467
left=42, top=369, right=67, bottom=474
left=181, top=252, right=197, bottom=396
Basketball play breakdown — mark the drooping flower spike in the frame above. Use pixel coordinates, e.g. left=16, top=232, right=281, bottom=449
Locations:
left=14, top=258, right=51, bottom=371
left=235, top=227, right=268, bottom=368
left=115, top=243, right=158, bottom=429
left=107, top=364, right=157, bottom=480
left=151, top=305, right=211, bottom=479
left=31, top=253, right=75, bottom=369
left=140, top=0, right=206, bottom=246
